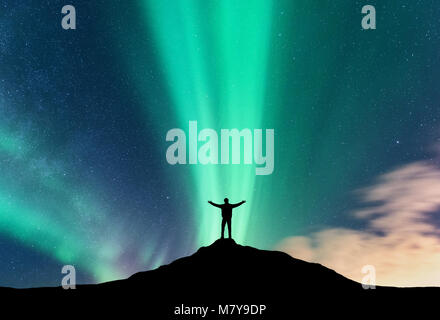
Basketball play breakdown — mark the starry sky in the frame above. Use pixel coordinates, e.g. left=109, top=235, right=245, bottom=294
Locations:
left=1, top=0, right=440, bottom=287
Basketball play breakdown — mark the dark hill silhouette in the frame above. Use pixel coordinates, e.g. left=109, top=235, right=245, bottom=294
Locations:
left=1, top=239, right=438, bottom=317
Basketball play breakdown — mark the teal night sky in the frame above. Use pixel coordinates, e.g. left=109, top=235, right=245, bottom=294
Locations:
left=1, top=0, right=440, bottom=287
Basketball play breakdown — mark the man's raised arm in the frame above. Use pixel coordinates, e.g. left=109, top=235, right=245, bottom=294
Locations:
left=231, top=200, right=246, bottom=208
left=208, top=201, right=222, bottom=208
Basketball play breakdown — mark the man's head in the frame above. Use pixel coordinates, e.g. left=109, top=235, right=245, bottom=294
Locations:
left=224, top=198, right=229, bottom=203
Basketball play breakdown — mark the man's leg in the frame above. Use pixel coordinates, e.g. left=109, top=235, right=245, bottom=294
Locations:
left=227, top=219, right=232, bottom=239
left=221, top=219, right=226, bottom=239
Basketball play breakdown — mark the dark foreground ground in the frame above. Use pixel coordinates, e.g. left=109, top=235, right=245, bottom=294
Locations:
left=1, top=239, right=438, bottom=318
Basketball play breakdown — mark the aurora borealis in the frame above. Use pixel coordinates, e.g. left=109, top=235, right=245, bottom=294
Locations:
left=1, top=0, right=440, bottom=287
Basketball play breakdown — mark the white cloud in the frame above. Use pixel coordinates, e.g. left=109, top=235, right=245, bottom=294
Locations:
left=277, top=161, right=440, bottom=287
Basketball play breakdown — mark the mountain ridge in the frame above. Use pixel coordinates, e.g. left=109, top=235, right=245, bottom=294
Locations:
left=1, top=238, right=437, bottom=317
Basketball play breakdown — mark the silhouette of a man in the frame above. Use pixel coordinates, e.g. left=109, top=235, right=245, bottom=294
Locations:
left=208, top=198, right=246, bottom=239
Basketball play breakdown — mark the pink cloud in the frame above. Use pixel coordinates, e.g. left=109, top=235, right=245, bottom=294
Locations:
left=277, top=161, right=440, bottom=287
